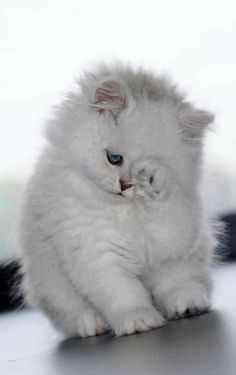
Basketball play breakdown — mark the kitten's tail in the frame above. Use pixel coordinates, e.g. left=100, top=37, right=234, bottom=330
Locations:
left=219, top=213, right=236, bottom=261
left=0, top=259, right=25, bottom=311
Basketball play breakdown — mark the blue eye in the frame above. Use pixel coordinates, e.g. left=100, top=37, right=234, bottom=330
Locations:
left=106, top=150, right=123, bottom=166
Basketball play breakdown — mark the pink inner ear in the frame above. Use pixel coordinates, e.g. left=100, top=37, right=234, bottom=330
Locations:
left=95, top=91, right=120, bottom=105
left=92, top=80, right=126, bottom=116
left=181, top=110, right=214, bottom=126
left=182, top=115, right=199, bottom=125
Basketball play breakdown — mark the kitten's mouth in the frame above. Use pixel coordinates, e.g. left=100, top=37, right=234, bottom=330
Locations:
left=113, top=178, right=134, bottom=198
left=118, top=185, right=135, bottom=199
left=110, top=188, right=133, bottom=198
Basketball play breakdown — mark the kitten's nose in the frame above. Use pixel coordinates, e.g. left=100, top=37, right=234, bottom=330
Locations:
left=120, top=179, right=133, bottom=191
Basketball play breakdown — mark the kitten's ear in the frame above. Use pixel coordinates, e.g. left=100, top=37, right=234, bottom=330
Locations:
left=91, top=79, right=126, bottom=118
left=179, top=104, right=214, bottom=142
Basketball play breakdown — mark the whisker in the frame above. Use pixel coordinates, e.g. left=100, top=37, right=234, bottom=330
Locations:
left=89, top=103, right=122, bottom=110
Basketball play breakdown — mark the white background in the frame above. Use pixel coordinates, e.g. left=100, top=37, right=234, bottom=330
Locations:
left=0, top=0, right=236, bottom=214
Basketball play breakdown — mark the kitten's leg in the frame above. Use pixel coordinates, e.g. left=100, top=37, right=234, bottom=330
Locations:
left=72, top=251, right=165, bottom=336
left=40, top=293, right=108, bottom=338
left=150, top=256, right=212, bottom=320
left=23, top=263, right=108, bottom=338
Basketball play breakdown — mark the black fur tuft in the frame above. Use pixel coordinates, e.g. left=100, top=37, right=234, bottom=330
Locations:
left=0, top=260, right=25, bottom=311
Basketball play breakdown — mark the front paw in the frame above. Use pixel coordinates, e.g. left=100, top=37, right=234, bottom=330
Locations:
left=77, top=310, right=108, bottom=338
left=161, top=289, right=210, bottom=320
left=110, top=307, right=165, bottom=336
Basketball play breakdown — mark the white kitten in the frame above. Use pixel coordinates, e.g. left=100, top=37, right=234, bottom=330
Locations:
left=19, top=64, right=217, bottom=337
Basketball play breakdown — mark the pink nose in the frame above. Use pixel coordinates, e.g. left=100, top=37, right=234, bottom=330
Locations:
left=120, top=179, right=132, bottom=191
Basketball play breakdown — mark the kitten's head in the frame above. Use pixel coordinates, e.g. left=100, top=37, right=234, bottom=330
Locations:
left=46, top=65, right=214, bottom=201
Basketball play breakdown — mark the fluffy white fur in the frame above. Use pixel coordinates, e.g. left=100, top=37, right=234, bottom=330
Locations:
left=19, top=64, right=217, bottom=337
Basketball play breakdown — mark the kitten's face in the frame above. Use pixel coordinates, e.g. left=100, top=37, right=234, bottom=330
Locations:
left=56, top=73, right=213, bottom=201
left=73, top=98, right=179, bottom=201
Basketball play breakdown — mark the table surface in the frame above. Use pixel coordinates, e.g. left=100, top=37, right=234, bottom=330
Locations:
left=0, top=263, right=236, bottom=375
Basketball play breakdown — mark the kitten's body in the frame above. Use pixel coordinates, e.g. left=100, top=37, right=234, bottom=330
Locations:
left=19, top=64, right=216, bottom=336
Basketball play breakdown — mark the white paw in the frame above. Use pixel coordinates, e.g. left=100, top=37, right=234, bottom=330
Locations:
left=163, top=289, right=210, bottom=320
left=77, top=310, right=108, bottom=338
left=111, top=307, right=165, bottom=336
